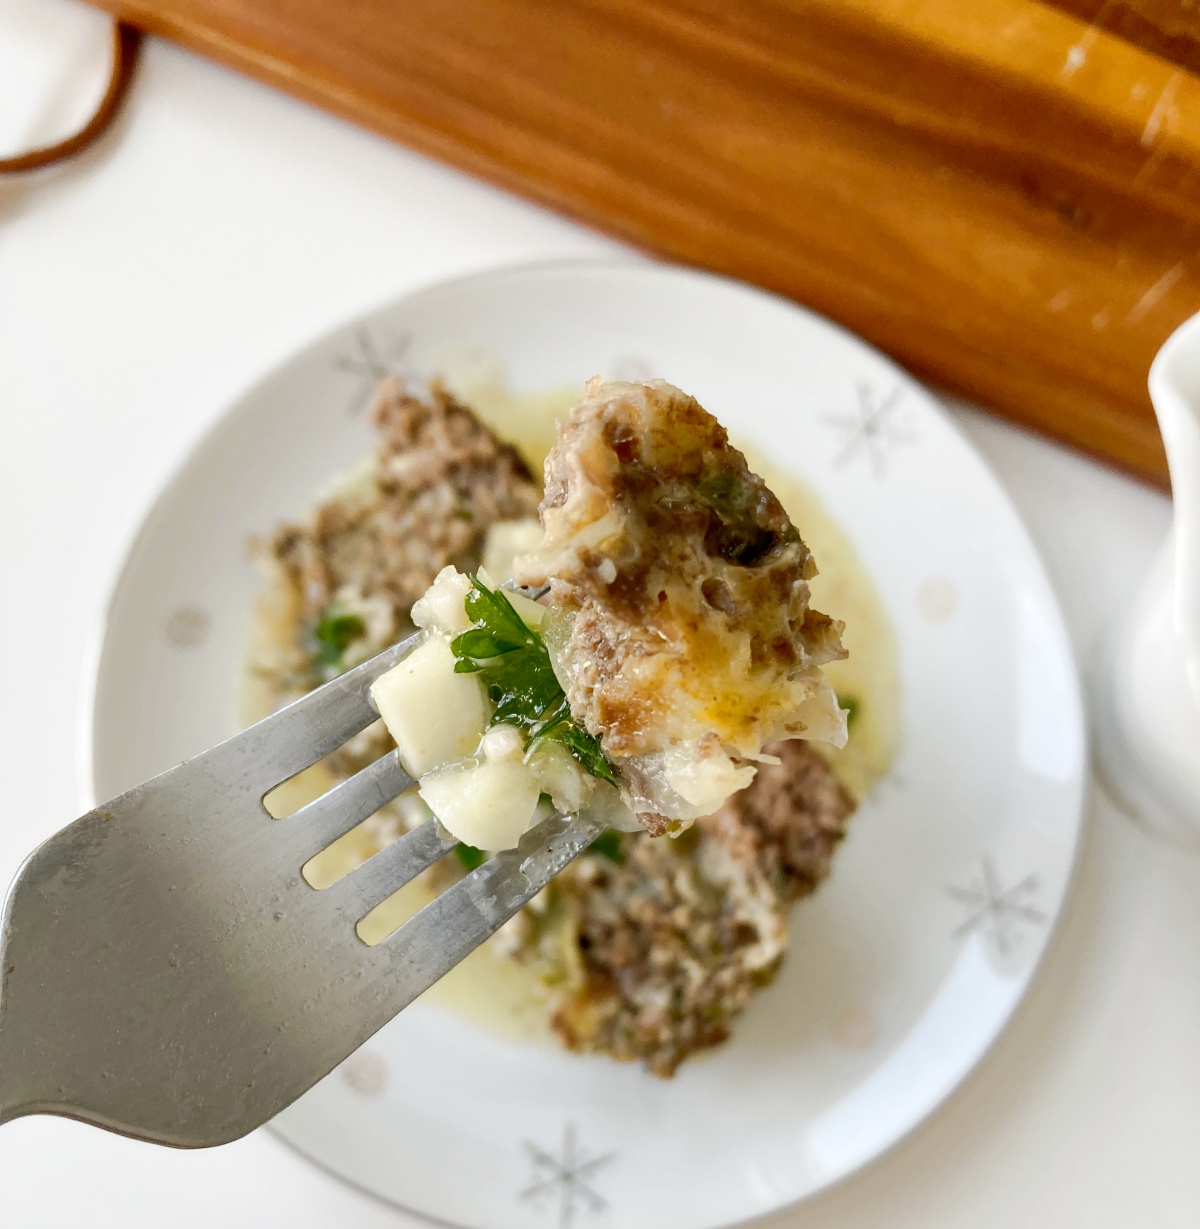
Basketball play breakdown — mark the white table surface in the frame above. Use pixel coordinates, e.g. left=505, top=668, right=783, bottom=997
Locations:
left=1, top=2, right=1197, bottom=1225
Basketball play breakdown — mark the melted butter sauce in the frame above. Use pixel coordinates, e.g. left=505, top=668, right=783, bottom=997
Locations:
left=742, top=449, right=900, bottom=802
left=241, top=366, right=899, bottom=1046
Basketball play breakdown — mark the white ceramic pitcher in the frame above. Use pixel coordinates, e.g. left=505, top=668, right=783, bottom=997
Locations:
left=1095, top=314, right=1200, bottom=848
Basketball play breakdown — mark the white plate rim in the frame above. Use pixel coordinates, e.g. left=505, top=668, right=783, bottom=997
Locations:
left=79, top=255, right=1090, bottom=1229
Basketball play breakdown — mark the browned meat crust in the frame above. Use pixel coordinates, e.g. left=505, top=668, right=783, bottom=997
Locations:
left=528, top=741, right=855, bottom=1077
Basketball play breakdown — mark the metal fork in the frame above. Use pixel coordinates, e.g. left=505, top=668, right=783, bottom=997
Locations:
left=0, top=631, right=603, bottom=1146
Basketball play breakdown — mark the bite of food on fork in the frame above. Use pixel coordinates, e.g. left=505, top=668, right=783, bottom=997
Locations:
left=0, top=378, right=850, bottom=1146
left=372, top=378, right=848, bottom=850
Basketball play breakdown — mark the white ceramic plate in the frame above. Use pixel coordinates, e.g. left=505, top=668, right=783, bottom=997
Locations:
left=86, top=260, right=1086, bottom=1229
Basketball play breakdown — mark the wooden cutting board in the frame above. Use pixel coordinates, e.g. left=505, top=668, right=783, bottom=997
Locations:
left=91, top=0, right=1200, bottom=487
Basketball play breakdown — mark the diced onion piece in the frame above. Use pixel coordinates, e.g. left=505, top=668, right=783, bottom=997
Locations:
left=527, top=741, right=594, bottom=814
left=411, top=566, right=474, bottom=636
left=418, top=758, right=542, bottom=851
left=371, top=636, right=489, bottom=777
left=665, top=746, right=756, bottom=813
left=582, top=781, right=643, bottom=833
left=621, top=740, right=757, bottom=824
left=786, top=675, right=849, bottom=749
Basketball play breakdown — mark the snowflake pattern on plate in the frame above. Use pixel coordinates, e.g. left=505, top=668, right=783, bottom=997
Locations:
left=332, top=326, right=411, bottom=413
left=520, top=1123, right=615, bottom=1229
left=338, top=1049, right=387, bottom=1098
left=821, top=382, right=915, bottom=478
left=947, top=856, right=1047, bottom=956
left=163, top=605, right=211, bottom=649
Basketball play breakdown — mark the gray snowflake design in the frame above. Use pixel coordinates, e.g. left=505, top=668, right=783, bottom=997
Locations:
left=948, top=856, right=1046, bottom=956
left=331, top=325, right=411, bottom=413
left=163, top=605, right=210, bottom=650
left=821, top=382, right=914, bottom=477
left=520, top=1123, right=614, bottom=1229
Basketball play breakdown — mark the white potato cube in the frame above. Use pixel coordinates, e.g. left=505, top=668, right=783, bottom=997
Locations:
left=418, top=758, right=542, bottom=851
left=482, top=519, right=545, bottom=583
left=480, top=723, right=524, bottom=763
left=504, top=589, right=545, bottom=630
left=410, top=566, right=474, bottom=637
left=371, top=636, right=489, bottom=777
left=472, top=565, right=545, bottom=630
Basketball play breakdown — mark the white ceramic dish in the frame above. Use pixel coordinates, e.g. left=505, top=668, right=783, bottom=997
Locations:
left=85, top=260, right=1086, bottom=1229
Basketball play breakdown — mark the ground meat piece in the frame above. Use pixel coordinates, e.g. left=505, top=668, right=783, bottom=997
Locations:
left=700, top=739, right=856, bottom=906
left=550, top=828, right=762, bottom=1078
left=252, top=378, right=541, bottom=776
left=517, top=378, right=847, bottom=829
left=539, top=740, right=855, bottom=1076
left=270, top=378, right=539, bottom=631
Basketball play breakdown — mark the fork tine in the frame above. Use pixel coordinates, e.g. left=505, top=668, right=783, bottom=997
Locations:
left=321, top=816, right=459, bottom=917
left=359, top=813, right=604, bottom=998
left=212, top=633, right=420, bottom=794
left=275, top=750, right=414, bottom=869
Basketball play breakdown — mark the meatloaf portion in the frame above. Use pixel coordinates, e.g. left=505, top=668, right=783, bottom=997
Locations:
left=516, top=377, right=848, bottom=832
left=510, top=740, right=856, bottom=1077
left=253, top=377, right=541, bottom=777
left=270, top=378, right=539, bottom=649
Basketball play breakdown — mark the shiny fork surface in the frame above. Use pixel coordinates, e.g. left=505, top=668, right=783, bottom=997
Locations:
left=0, top=633, right=601, bottom=1146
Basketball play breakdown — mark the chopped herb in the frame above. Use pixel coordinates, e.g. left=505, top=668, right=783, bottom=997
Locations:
left=838, top=693, right=861, bottom=729
left=450, top=577, right=620, bottom=788
left=695, top=471, right=797, bottom=566
left=313, top=605, right=367, bottom=667
left=696, top=471, right=753, bottom=520
left=589, top=829, right=625, bottom=863
left=455, top=843, right=486, bottom=871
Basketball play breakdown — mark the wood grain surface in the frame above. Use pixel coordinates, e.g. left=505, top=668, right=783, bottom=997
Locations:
left=89, top=0, right=1200, bottom=487
left=1048, top=0, right=1200, bottom=76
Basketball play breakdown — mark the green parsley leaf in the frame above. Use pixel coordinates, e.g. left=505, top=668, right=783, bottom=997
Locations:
left=588, top=829, right=625, bottom=863
left=455, top=843, right=486, bottom=871
left=838, top=693, right=861, bottom=729
left=313, top=605, right=367, bottom=667
left=450, top=577, right=620, bottom=788
left=695, top=471, right=798, bottom=566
